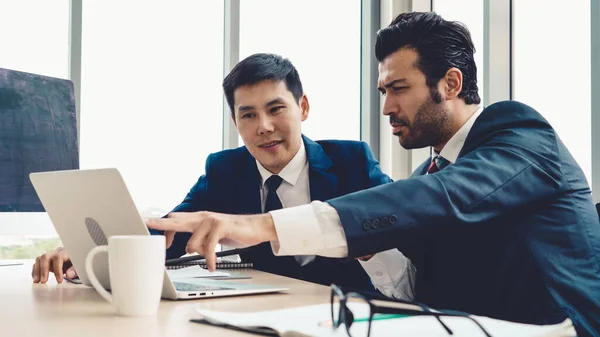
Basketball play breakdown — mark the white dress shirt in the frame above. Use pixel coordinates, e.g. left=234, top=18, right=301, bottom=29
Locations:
left=270, top=106, right=484, bottom=300
left=256, top=141, right=315, bottom=266
left=432, top=106, right=484, bottom=164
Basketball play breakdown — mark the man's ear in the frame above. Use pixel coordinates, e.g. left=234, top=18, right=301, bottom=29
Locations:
left=442, top=67, right=463, bottom=100
left=231, top=114, right=237, bottom=127
left=299, top=94, right=310, bottom=121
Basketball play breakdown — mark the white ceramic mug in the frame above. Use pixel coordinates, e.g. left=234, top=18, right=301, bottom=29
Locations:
left=85, top=235, right=165, bottom=316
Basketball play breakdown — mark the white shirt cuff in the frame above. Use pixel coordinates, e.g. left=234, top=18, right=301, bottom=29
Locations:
left=359, top=249, right=416, bottom=301
left=270, top=201, right=348, bottom=257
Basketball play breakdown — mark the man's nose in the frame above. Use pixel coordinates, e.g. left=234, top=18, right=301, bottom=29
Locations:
left=258, top=116, right=275, bottom=135
left=382, top=96, right=397, bottom=116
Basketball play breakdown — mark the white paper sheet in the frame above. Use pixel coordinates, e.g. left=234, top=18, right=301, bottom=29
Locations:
left=195, top=302, right=576, bottom=337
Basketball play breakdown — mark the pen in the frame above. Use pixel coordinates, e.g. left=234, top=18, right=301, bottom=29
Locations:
left=318, top=314, right=410, bottom=327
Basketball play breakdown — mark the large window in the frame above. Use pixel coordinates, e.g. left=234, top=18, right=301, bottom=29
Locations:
left=3, top=1, right=592, bottom=260
left=79, top=1, right=225, bottom=220
left=239, top=0, right=361, bottom=141
left=513, top=0, right=592, bottom=185
left=0, top=0, right=70, bottom=256
left=0, top=0, right=70, bottom=79
left=433, top=0, right=484, bottom=103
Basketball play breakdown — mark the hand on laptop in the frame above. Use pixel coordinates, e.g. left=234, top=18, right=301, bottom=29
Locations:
left=32, top=247, right=77, bottom=284
left=146, top=211, right=277, bottom=271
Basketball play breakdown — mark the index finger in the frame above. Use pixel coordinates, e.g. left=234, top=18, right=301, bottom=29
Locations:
left=39, top=256, right=51, bottom=284
left=145, top=217, right=193, bottom=233
left=52, top=256, right=64, bottom=283
left=204, top=234, right=219, bottom=272
left=32, top=258, right=40, bottom=283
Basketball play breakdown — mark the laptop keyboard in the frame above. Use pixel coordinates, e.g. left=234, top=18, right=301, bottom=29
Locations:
left=173, top=282, right=234, bottom=292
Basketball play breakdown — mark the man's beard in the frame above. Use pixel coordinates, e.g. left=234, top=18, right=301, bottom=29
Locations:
left=393, top=90, right=453, bottom=149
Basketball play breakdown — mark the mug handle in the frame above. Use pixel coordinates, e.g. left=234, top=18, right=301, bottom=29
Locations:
left=85, top=245, right=113, bottom=303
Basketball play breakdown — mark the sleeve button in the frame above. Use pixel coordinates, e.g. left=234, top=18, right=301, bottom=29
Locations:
left=381, top=216, right=390, bottom=226
left=362, top=221, right=372, bottom=231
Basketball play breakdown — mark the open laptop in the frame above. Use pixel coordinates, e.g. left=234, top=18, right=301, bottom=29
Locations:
left=29, top=168, right=288, bottom=300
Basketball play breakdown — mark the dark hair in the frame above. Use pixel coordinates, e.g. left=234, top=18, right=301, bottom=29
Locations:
left=222, top=53, right=304, bottom=118
left=375, top=12, right=481, bottom=105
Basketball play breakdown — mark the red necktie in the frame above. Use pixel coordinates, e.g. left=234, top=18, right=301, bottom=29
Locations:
left=427, top=156, right=449, bottom=174
left=427, top=159, right=439, bottom=174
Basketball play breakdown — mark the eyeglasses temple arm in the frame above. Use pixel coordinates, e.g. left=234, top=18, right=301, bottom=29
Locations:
left=372, top=306, right=453, bottom=334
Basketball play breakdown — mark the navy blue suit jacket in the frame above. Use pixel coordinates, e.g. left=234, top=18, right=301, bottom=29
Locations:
left=163, top=135, right=392, bottom=290
left=328, top=101, right=600, bottom=336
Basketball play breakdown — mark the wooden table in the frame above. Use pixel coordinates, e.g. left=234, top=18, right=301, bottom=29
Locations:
left=0, top=261, right=331, bottom=337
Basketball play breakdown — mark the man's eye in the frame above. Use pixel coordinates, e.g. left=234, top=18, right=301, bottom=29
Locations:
left=270, top=106, right=284, bottom=113
left=242, top=113, right=255, bottom=119
left=393, top=86, right=407, bottom=92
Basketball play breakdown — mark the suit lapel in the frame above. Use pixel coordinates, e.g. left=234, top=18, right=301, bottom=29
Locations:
left=235, top=150, right=263, bottom=215
left=412, top=160, right=431, bottom=177
left=304, top=136, right=338, bottom=201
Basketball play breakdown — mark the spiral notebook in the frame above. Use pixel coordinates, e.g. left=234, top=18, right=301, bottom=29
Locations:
left=166, top=260, right=254, bottom=270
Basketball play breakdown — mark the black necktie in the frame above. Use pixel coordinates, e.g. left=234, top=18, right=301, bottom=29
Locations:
left=240, top=175, right=284, bottom=265
left=264, top=175, right=284, bottom=212
left=259, top=175, right=313, bottom=267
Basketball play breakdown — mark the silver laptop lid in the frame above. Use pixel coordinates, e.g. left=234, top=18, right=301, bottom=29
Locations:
left=30, top=168, right=179, bottom=299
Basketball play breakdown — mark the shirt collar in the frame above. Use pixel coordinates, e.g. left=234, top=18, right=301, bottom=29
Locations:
left=433, top=105, right=483, bottom=164
left=256, top=141, right=307, bottom=187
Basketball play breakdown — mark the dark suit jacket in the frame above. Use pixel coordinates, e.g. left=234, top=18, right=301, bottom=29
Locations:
left=162, top=135, right=392, bottom=290
left=328, top=101, right=600, bottom=336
